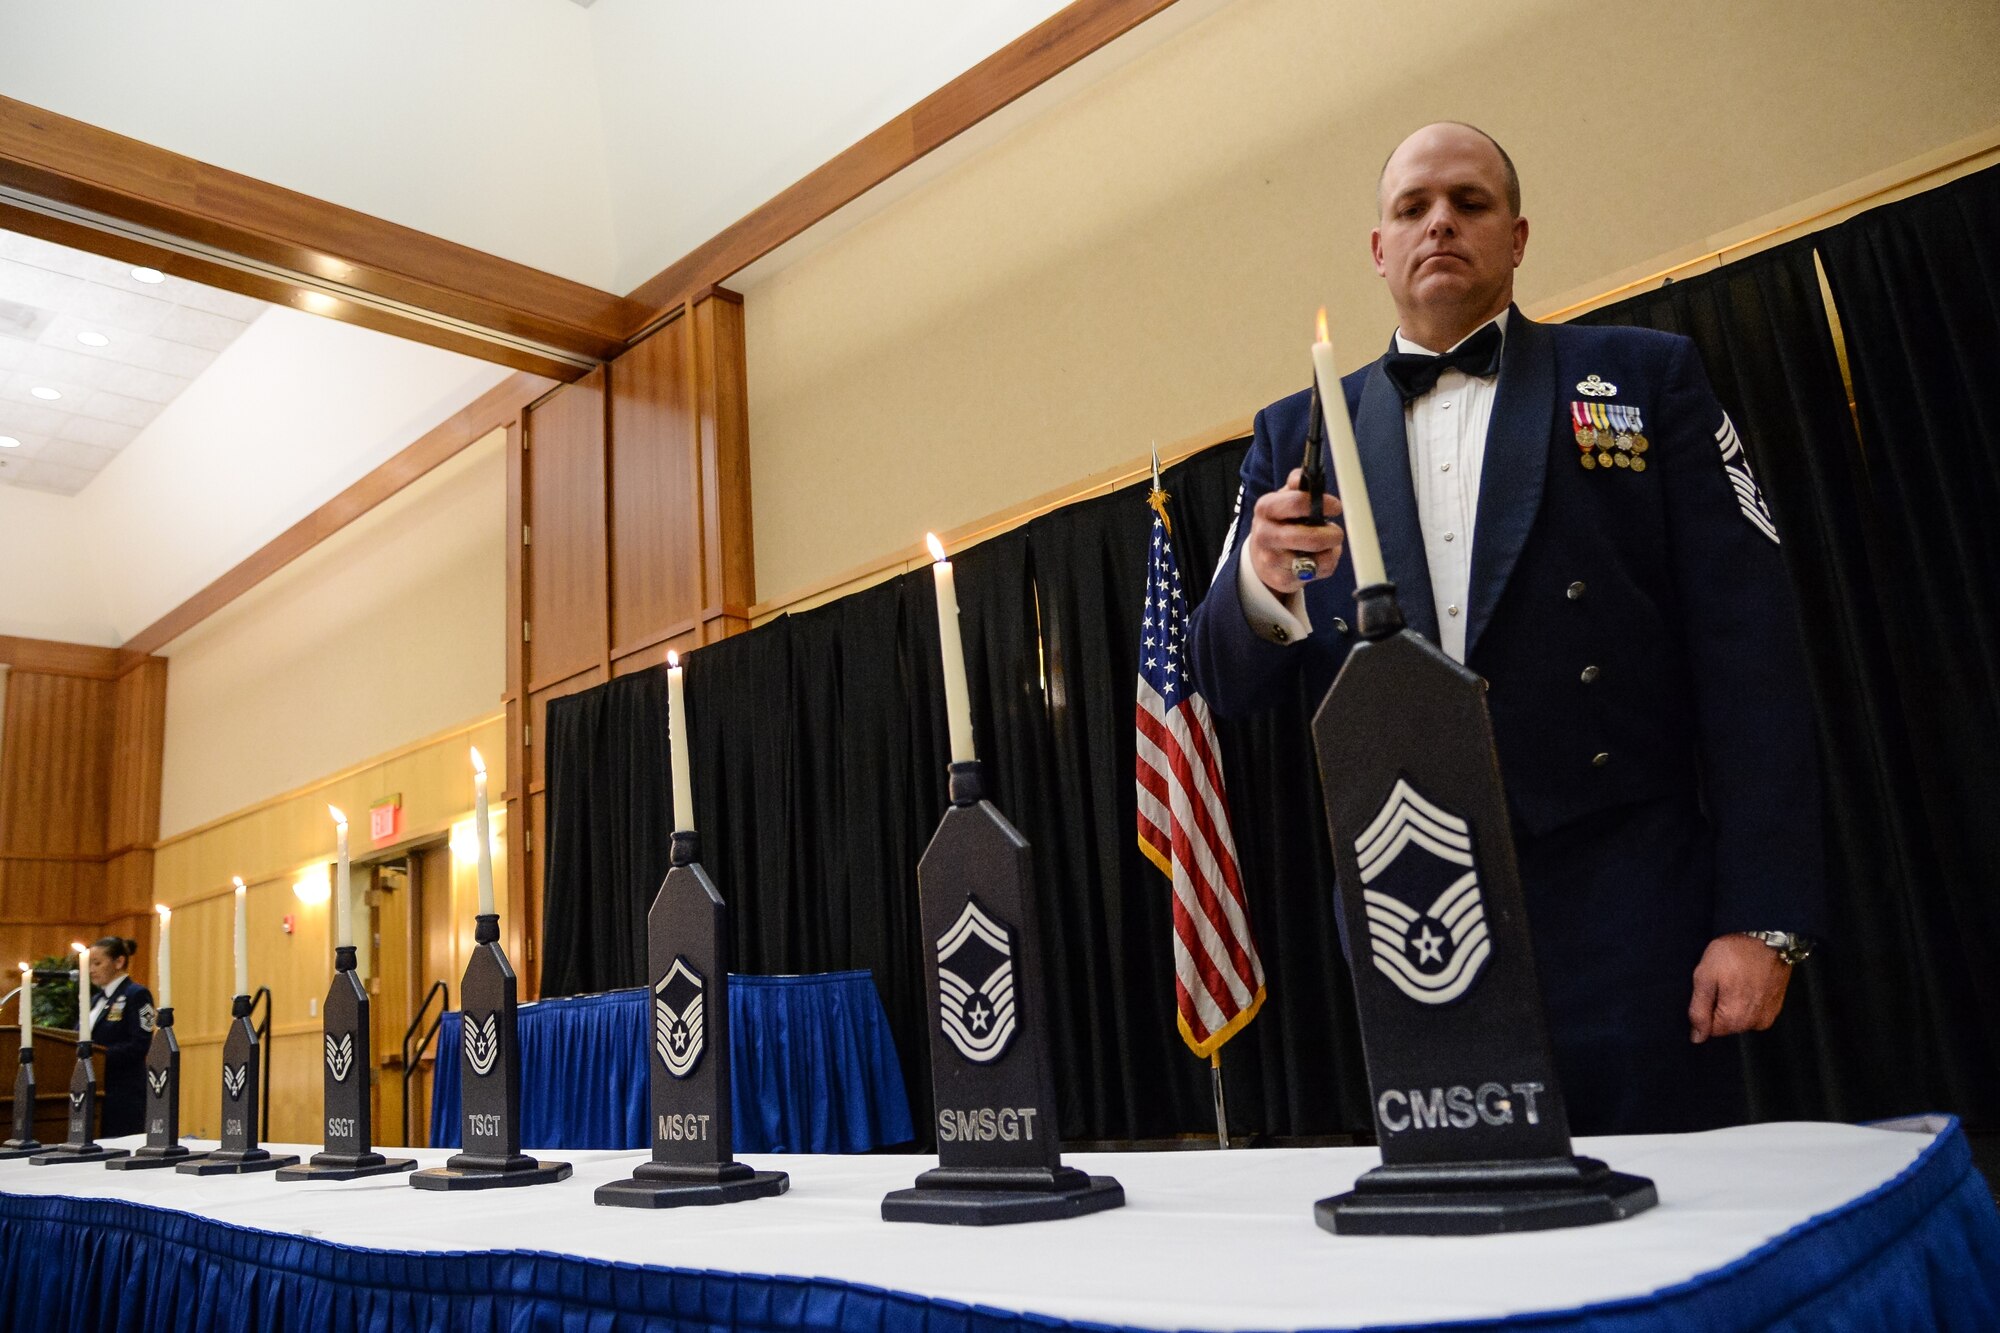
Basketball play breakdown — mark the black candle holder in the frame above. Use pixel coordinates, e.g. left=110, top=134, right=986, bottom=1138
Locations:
left=106, top=1007, right=206, bottom=1170
left=1308, top=581, right=1655, bottom=1234
left=597, top=831, right=789, bottom=1209
left=0, top=1043, right=42, bottom=1160
left=410, top=915, right=571, bottom=1191
left=30, top=1040, right=129, bottom=1166
left=278, top=946, right=415, bottom=1181
left=882, top=761, right=1122, bottom=1225
left=179, top=995, right=298, bottom=1175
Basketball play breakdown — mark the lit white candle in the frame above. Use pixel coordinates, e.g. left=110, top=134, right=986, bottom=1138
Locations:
left=329, top=805, right=352, bottom=948
left=76, top=943, right=91, bottom=1043
left=232, top=878, right=248, bottom=998
left=18, top=962, right=31, bottom=1052
left=155, top=906, right=172, bottom=1010
left=1311, top=308, right=1387, bottom=588
left=925, top=533, right=977, bottom=763
left=666, top=650, right=695, bottom=833
left=470, top=748, right=496, bottom=918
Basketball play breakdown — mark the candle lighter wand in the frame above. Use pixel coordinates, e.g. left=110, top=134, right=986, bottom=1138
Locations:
left=1291, top=378, right=1329, bottom=582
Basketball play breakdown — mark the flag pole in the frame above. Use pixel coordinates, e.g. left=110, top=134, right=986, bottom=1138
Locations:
left=1210, top=1051, right=1229, bottom=1149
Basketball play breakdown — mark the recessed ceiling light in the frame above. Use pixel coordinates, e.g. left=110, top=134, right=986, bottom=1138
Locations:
left=131, top=266, right=165, bottom=284
left=76, top=331, right=110, bottom=347
left=0, top=436, right=19, bottom=449
left=30, top=386, right=61, bottom=400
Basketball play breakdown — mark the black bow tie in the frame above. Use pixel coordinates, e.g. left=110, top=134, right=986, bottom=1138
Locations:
left=1382, top=321, right=1504, bottom=402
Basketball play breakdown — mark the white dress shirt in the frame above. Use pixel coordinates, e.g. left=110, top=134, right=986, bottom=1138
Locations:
left=88, top=972, right=126, bottom=1030
left=1237, top=312, right=1508, bottom=662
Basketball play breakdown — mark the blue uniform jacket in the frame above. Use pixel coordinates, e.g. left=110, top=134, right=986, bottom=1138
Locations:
left=1189, top=310, right=1825, bottom=945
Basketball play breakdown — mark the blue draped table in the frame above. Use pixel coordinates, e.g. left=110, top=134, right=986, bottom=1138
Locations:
left=2, top=1118, right=1997, bottom=1331
left=429, top=970, right=913, bottom=1153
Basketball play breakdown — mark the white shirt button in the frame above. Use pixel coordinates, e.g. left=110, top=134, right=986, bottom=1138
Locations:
left=1447, top=604, right=1461, bottom=617
left=1440, top=462, right=1451, bottom=472
left=1443, top=531, right=1456, bottom=543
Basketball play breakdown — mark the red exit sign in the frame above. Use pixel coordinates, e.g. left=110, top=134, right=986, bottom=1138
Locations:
left=370, top=795, right=401, bottom=845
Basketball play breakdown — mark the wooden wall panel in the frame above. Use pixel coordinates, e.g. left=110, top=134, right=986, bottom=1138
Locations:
left=0, top=671, right=114, bottom=856
left=693, top=292, right=755, bottom=629
left=107, top=658, right=167, bottom=853
left=524, top=370, right=609, bottom=692
left=608, top=313, right=702, bottom=657
left=0, top=923, right=94, bottom=976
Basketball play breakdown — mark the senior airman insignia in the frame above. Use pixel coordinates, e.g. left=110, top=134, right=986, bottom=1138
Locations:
left=1356, top=778, right=1492, bottom=1005
left=462, top=1011, right=500, bottom=1078
left=222, top=1064, right=248, bottom=1100
left=1577, top=374, right=1617, bottom=397
left=936, top=898, right=1019, bottom=1064
left=653, top=957, right=706, bottom=1080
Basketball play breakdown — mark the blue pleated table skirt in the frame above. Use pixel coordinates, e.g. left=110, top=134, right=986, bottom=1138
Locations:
left=429, top=970, right=914, bottom=1153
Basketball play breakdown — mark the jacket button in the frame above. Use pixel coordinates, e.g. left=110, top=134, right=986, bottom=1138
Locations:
left=1273, top=625, right=1288, bottom=644
left=1580, top=665, right=1600, bottom=684
left=1332, top=617, right=1349, bottom=635
left=1591, top=751, right=1611, bottom=767
left=1567, top=581, right=1587, bottom=601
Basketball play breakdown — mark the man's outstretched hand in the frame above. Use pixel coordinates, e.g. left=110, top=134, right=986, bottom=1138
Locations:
left=1247, top=468, right=1344, bottom=595
left=1689, top=934, right=1791, bottom=1043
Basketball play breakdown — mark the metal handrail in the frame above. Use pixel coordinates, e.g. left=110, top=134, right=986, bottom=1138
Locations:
left=250, top=986, right=272, bottom=1142
left=401, top=980, right=449, bottom=1148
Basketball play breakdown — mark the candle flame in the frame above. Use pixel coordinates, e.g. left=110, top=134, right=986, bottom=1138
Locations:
left=925, top=532, right=947, bottom=563
left=470, top=745, right=486, bottom=776
left=328, top=803, right=347, bottom=825
left=71, top=941, right=86, bottom=953
left=1315, top=306, right=1330, bottom=345
left=156, top=904, right=170, bottom=921
left=18, top=961, right=28, bottom=973
left=232, top=876, right=245, bottom=890
left=666, top=649, right=680, bottom=669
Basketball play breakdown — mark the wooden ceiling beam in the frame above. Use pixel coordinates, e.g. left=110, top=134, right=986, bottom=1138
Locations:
left=0, top=96, right=637, bottom=377
left=620, top=0, right=1182, bottom=333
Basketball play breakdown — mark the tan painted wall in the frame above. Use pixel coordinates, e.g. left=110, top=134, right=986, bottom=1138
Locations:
left=158, top=430, right=507, bottom=837
left=743, top=0, right=2000, bottom=604
left=152, top=714, right=509, bottom=1146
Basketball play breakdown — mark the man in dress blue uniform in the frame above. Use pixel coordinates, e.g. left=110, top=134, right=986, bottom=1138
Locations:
left=1188, top=122, right=1825, bottom=1134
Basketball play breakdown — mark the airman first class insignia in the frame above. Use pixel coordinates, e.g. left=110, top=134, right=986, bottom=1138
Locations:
left=1572, top=402, right=1649, bottom=472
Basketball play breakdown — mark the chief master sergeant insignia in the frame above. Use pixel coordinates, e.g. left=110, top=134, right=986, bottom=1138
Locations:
left=1355, top=778, right=1492, bottom=1005
left=936, top=898, right=1019, bottom=1064
left=653, top=957, right=706, bottom=1080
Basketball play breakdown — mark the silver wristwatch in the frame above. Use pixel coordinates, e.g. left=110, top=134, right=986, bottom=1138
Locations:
left=1740, top=931, right=1813, bottom=966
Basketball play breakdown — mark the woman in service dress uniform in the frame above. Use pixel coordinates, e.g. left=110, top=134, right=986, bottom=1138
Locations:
left=86, top=937, right=156, bottom=1138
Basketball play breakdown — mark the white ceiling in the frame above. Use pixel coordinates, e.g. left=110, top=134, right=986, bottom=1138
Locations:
left=0, top=0, right=1083, bottom=292
left=0, top=227, right=265, bottom=495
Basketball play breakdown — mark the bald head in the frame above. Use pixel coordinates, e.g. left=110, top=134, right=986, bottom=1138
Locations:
left=1378, top=122, right=1519, bottom=218
left=1370, top=121, right=1530, bottom=350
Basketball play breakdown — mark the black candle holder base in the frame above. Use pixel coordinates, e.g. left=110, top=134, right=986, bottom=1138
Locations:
left=1316, top=1156, right=1659, bottom=1236
left=107, top=1144, right=208, bottom=1171
left=178, top=1148, right=300, bottom=1175
left=277, top=1151, right=417, bottom=1181
left=30, top=1143, right=129, bottom=1166
left=595, top=1160, right=789, bottom=1209
left=883, top=1165, right=1124, bottom=1226
left=409, top=1155, right=572, bottom=1191
left=0, top=1140, right=43, bottom=1160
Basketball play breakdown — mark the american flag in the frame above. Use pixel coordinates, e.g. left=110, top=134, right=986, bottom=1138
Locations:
left=1136, top=485, right=1266, bottom=1057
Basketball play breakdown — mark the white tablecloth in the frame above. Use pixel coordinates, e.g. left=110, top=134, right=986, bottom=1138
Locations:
left=0, top=1121, right=1947, bottom=1329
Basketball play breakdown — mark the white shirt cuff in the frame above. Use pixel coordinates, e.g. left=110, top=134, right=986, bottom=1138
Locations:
left=1236, top=547, right=1313, bottom=645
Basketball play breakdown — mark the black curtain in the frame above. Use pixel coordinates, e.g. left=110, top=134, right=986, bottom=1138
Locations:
left=544, top=164, right=2000, bottom=1142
